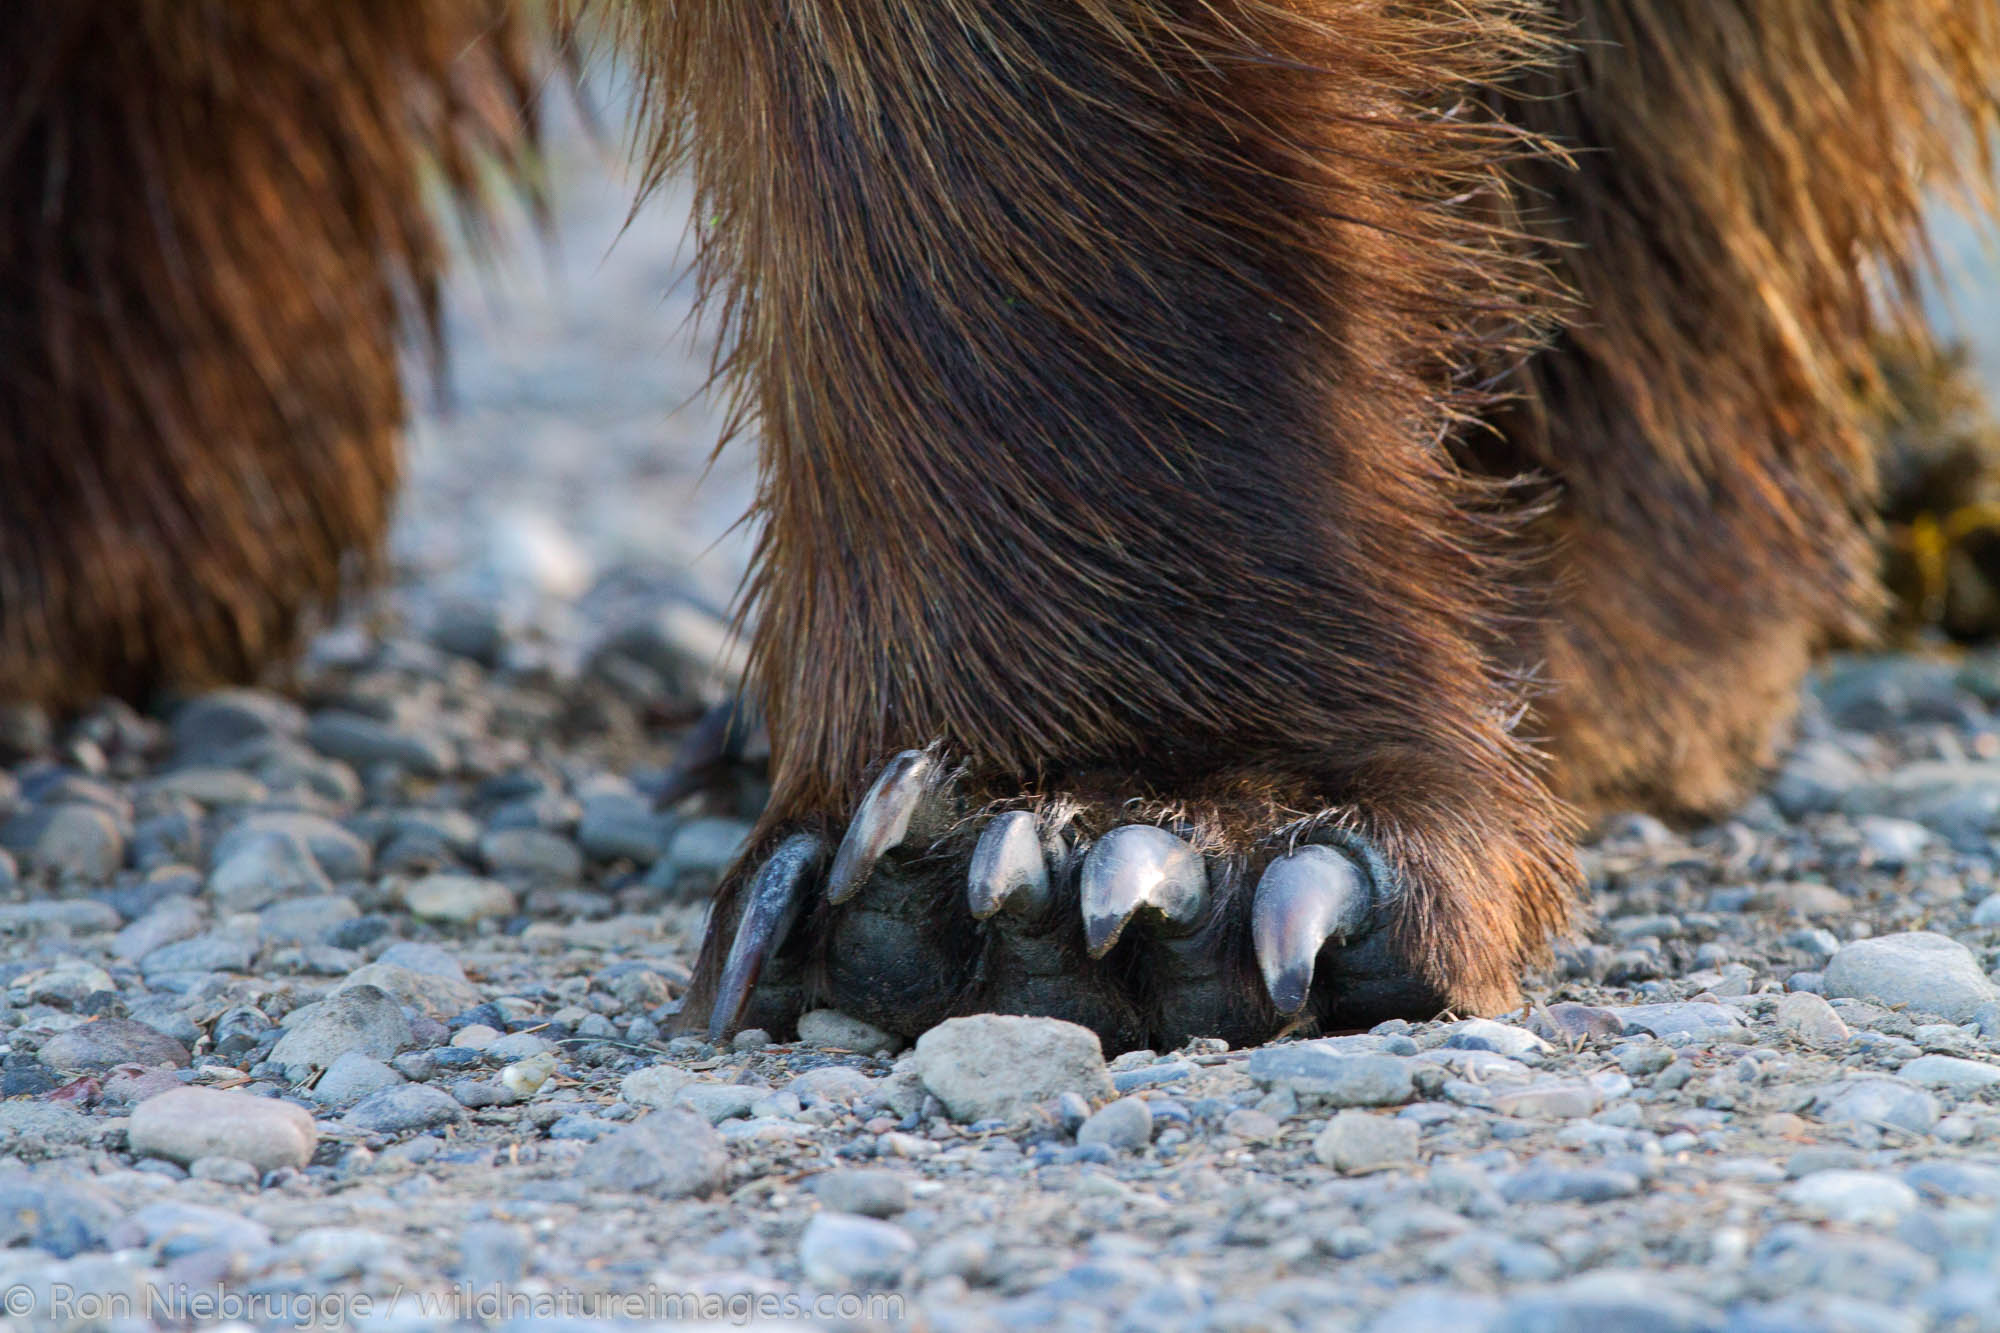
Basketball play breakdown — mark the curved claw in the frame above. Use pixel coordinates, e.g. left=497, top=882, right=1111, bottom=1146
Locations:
left=708, top=832, right=825, bottom=1040
left=826, top=750, right=940, bottom=905
left=967, top=810, right=1052, bottom=920
left=1080, top=824, right=1208, bottom=959
left=1251, top=843, right=1372, bottom=1015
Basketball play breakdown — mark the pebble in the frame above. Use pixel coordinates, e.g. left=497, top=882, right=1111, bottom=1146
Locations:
left=1248, top=1045, right=1414, bottom=1107
left=810, top=1168, right=911, bottom=1218
left=129, top=1087, right=316, bottom=1171
left=402, top=873, right=517, bottom=924
left=172, top=690, right=306, bottom=758
left=798, top=1212, right=916, bottom=1287
left=337, top=960, right=481, bottom=1019
left=1971, top=894, right=2000, bottom=926
left=620, top=1064, right=693, bottom=1109
left=204, top=829, right=331, bottom=912
left=478, top=827, right=584, bottom=881
left=37, top=1019, right=189, bottom=1073
left=0, top=805, right=124, bottom=879
left=213, top=812, right=371, bottom=881
left=1076, top=1096, right=1153, bottom=1152
left=0, top=1175, right=124, bottom=1258
left=312, top=1052, right=407, bottom=1108
left=797, top=1008, right=903, bottom=1055
left=1487, top=1081, right=1603, bottom=1121
left=1441, top=1018, right=1554, bottom=1059
left=1606, top=1002, right=1751, bottom=1041
left=912, top=1015, right=1113, bottom=1122
left=578, top=1111, right=727, bottom=1198
left=1811, top=1078, right=1941, bottom=1135
left=676, top=1084, right=760, bottom=1124
left=1823, top=931, right=2000, bottom=1021
left=270, top=984, right=414, bottom=1080
left=1782, top=1170, right=1920, bottom=1226
left=306, top=710, right=454, bottom=777
left=1894, top=1053, right=2000, bottom=1093
left=1312, top=1112, right=1419, bottom=1173
left=1776, top=990, right=1851, bottom=1045
left=342, top=1084, right=467, bottom=1135
left=1500, top=1166, right=1640, bottom=1204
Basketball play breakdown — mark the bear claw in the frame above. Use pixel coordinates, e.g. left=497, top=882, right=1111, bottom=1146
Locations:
left=709, top=830, right=823, bottom=1040
left=1251, top=842, right=1375, bottom=1015
left=1079, top=824, right=1210, bottom=957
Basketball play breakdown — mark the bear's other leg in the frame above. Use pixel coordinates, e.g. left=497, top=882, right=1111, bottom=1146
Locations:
left=0, top=2, right=539, bottom=710
left=1493, top=0, right=2000, bottom=818
left=625, top=1, right=1578, bottom=1050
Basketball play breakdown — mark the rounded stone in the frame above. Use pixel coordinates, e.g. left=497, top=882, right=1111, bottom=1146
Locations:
left=1824, top=931, right=1998, bottom=1022
left=403, top=874, right=517, bottom=924
left=1783, top=1170, right=1919, bottom=1226
left=797, top=1009, right=903, bottom=1056
left=38, top=1019, right=190, bottom=1073
left=205, top=829, right=332, bottom=913
left=798, top=1212, right=916, bottom=1288
left=129, top=1087, right=316, bottom=1172
left=810, top=1168, right=911, bottom=1218
left=1076, top=1097, right=1154, bottom=1152
left=618, top=1064, right=693, bottom=1111
left=912, top=1015, right=1113, bottom=1123
left=269, top=984, right=414, bottom=1081
left=1312, top=1111, right=1419, bottom=1174
left=578, top=1111, right=727, bottom=1198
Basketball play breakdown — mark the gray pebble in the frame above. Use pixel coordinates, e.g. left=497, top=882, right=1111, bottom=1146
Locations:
left=403, top=873, right=517, bottom=924
left=1247, top=1045, right=1414, bottom=1107
left=676, top=1084, right=761, bottom=1124
left=1782, top=1169, right=1918, bottom=1226
left=0, top=1174, right=124, bottom=1258
left=1776, top=990, right=1851, bottom=1045
left=578, top=1111, right=726, bottom=1198
left=798, top=1212, right=916, bottom=1287
left=1606, top=1001, right=1751, bottom=1042
left=312, top=1052, right=407, bottom=1108
left=171, top=690, right=306, bottom=760
left=479, top=827, right=584, bottom=882
left=811, top=1168, right=911, bottom=1218
left=1, top=805, right=124, bottom=880
left=38, top=1019, right=189, bottom=1073
left=1895, top=1053, right=2000, bottom=1093
left=1825, top=931, right=1998, bottom=1021
left=1811, top=1077, right=1941, bottom=1135
left=213, top=812, right=371, bottom=881
left=796, top=1008, right=902, bottom=1055
left=259, top=894, right=361, bottom=946
left=1500, top=1166, right=1640, bottom=1204
left=913, top=1015, right=1113, bottom=1123
left=306, top=710, right=454, bottom=777
left=205, top=829, right=332, bottom=912
left=1076, top=1096, right=1153, bottom=1151
left=342, top=1083, right=467, bottom=1134
left=270, top=984, right=415, bottom=1080
left=1313, top=1111, right=1419, bottom=1173
left=576, top=795, right=675, bottom=862
left=129, top=1087, right=316, bottom=1171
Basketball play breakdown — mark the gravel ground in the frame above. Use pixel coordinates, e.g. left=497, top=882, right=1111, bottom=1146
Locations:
left=1, top=101, right=2000, bottom=1333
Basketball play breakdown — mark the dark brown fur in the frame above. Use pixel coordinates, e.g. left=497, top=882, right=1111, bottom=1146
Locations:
left=0, top=1, right=541, bottom=709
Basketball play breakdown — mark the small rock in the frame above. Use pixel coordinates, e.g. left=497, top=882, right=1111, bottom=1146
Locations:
left=38, top=1019, right=189, bottom=1073
left=1076, top=1097, right=1154, bottom=1152
left=342, top=1084, right=467, bottom=1135
left=1607, top=1002, right=1751, bottom=1041
left=111, top=897, right=205, bottom=961
left=1971, top=895, right=2000, bottom=927
left=811, top=1169, right=911, bottom=1218
left=0, top=1175, right=124, bottom=1258
left=172, top=690, right=306, bottom=759
left=270, top=985, right=414, bottom=1080
left=187, top=1155, right=260, bottom=1187
left=1527, top=1003, right=1624, bottom=1044
left=213, top=813, right=371, bottom=881
left=1247, top=1045, right=1414, bottom=1107
left=337, top=961, right=481, bottom=1020
left=619, top=1064, right=694, bottom=1110
left=312, top=1052, right=407, bottom=1108
left=1824, top=931, right=1999, bottom=1021
left=1895, top=1054, right=2000, bottom=1094
left=797, top=1009, right=903, bottom=1055
left=1, top=805, right=124, bottom=880
left=578, top=1111, right=727, bottom=1198
left=1487, top=1081, right=1603, bottom=1121
left=1500, top=1167, right=1640, bottom=1204
left=1812, top=1078, right=1941, bottom=1135
left=403, top=874, right=517, bottom=924
left=306, top=710, right=454, bottom=777
left=912, top=1015, right=1113, bottom=1123
left=1777, top=990, right=1851, bottom=1045
left=478, top=828, right=584, bottom=882
left=1223, top=1108, right=1283, bottom=1142
left=129, top=1088, right=315, bottom=1172
left=1441, top=1018, right=1553, bottom=1059
left=676, top=1084, right=760, bottom=1124
left=204, top=830, right=331, bottom=912
left=1313, top=1111, right=1419, bottom=1173
left=1783, top=1170, right=1920, bottom=1226
left=798, top=1213, right=916, bottom=1287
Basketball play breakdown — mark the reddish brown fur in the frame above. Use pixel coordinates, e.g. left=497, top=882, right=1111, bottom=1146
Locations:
left=1493, top=0, right=2000, bottom=819
left=0, top=1, right=540, bottom=709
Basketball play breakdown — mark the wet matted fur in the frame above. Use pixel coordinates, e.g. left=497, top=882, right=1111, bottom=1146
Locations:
left=0, top=1, right=542, bottom=708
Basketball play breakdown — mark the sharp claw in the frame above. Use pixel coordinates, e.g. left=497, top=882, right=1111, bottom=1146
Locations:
left=826, top=750, right=938, bottom=905
left=708, top=832, right=825, bottom=1041
left=1251, top=843, right=1371, bottom=1016
left=967, top=810, right=1051, bottom=920
left=1080, top=824, right=1208, bottom=959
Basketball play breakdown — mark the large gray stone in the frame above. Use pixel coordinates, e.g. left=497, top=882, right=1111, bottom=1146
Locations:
left=912, top=1015, right=1112, bottom=1123
left=129, top=1088, right=315, bottom=1172
left=270, top=984, right=414, bottom=1080
left=578, top=1111, right=727, bottom=1198
left=1824, top=931, right=1997, bottom=1021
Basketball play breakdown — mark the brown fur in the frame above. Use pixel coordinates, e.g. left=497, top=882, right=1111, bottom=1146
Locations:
left=615, top=0, right=1580, bottom=1024
left=0, top=1, right=541, bottom=709
left=1492, top=0, right=2000, bottom=820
